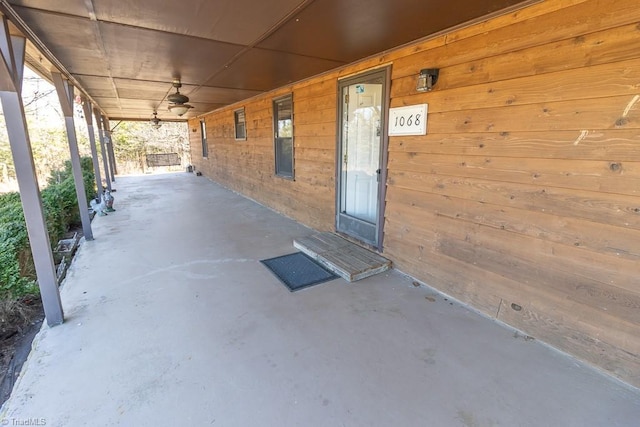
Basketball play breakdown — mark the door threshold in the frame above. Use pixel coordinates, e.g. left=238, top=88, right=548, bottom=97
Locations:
left=293, top=232, right=392, bottom=282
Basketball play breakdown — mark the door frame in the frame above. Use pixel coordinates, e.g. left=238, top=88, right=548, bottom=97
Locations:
left=334, top=66, right=391, bottom=251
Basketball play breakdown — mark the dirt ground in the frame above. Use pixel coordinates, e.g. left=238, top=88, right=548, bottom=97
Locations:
left=0, top=226, right=83, bottom=408
left=0, top=297, right=44, bottom=407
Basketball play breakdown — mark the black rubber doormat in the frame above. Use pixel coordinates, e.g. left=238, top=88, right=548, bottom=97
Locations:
left=260, top=252, right=338, bottom=292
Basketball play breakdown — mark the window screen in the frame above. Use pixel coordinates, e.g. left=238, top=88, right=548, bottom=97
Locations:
left=200, top=120, right=208, bottom=158
left=234, top=108, right=246, bottom=140
left=273, top=96, right=293, bottom=178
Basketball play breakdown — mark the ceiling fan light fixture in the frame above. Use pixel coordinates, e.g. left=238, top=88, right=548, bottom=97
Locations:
left=150, top=111, right=162, bottom=129
left=167, top=91, right=189, bottom=105
left=168, top=103, right=193, bottom=116
left=168, top=78, right=192, bottom=116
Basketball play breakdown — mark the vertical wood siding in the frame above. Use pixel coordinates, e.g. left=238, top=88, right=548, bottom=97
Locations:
left=190, top=0, right=640, bottom=387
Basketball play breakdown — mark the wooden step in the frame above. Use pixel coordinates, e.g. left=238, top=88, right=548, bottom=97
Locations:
left=293, top=232, right=392, bottom=282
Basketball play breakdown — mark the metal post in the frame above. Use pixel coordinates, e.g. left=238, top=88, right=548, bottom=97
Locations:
left=103, top=117, right=117, bottom=181
left=94, top=111, right=112, bottom=191
left=51, top=72, right=93, bottom=241
left=82, top=98, right=102, bottom=202
left=0, top=18, right=63, bottom=326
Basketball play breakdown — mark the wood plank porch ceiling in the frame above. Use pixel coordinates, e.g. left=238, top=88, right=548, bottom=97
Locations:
left=4, top=0, right=529, bottom=122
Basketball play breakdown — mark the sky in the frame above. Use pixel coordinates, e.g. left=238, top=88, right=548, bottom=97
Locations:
left=0, top=66, right=88, bottom=192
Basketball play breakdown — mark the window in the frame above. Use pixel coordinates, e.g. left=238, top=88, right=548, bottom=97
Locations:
left=234, top=108, right=246, bottom=140
left=273, top=95, right=293, bottom=178
left=200, top=120, right=208, bottom=158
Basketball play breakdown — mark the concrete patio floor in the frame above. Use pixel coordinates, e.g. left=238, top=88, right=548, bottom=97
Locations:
left=1, top=172, right=638, bottom=426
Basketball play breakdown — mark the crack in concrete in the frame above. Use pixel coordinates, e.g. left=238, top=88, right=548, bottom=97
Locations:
left=118, top=259, right=254, bottom=285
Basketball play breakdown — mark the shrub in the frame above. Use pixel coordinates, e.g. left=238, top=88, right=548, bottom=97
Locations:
left=0, top=193, right=34, bottom=298
left=0, top=157, right=95, bottom=299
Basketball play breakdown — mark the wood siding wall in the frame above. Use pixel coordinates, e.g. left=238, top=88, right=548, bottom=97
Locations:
left=190, top=0, right=640, bottom=388
left=189, top=83, right=337, bottom=231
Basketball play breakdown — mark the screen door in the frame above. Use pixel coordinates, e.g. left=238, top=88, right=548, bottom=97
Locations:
left=336, top=68, right=389, bottom=248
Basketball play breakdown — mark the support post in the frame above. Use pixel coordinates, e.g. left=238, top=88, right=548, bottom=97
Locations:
left=51, top=72, right=93, bottom=241
left=94, top=110, right=112, bottom=191
left=0, top=17, right=63, bottom=326
left=103, top=117, right=117, bottom=181
left=82, top=98, right=102, bottom=202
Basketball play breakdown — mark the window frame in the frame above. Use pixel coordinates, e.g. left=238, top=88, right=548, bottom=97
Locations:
left=200, top=120, right=208, bottom=158
left=273, top=94, right=294, bottom=179
left=234, top=108, right=247, bottom=141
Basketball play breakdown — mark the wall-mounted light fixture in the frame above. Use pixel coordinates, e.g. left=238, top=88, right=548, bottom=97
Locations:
left=167, top=78, right=193, bottom=116
left=150, top=111, right=162, bottom=129
left=416, top=68, right=439, bottom=92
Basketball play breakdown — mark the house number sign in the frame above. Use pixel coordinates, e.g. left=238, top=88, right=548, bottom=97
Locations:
left=388, top=104, right=428, bottom=136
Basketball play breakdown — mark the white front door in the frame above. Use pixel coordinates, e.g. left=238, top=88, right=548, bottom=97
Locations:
left=336, top=68, right=389, bottom=248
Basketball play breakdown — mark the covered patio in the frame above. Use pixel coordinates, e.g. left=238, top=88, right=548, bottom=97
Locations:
left=1, top=172, right=638, bottom=426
